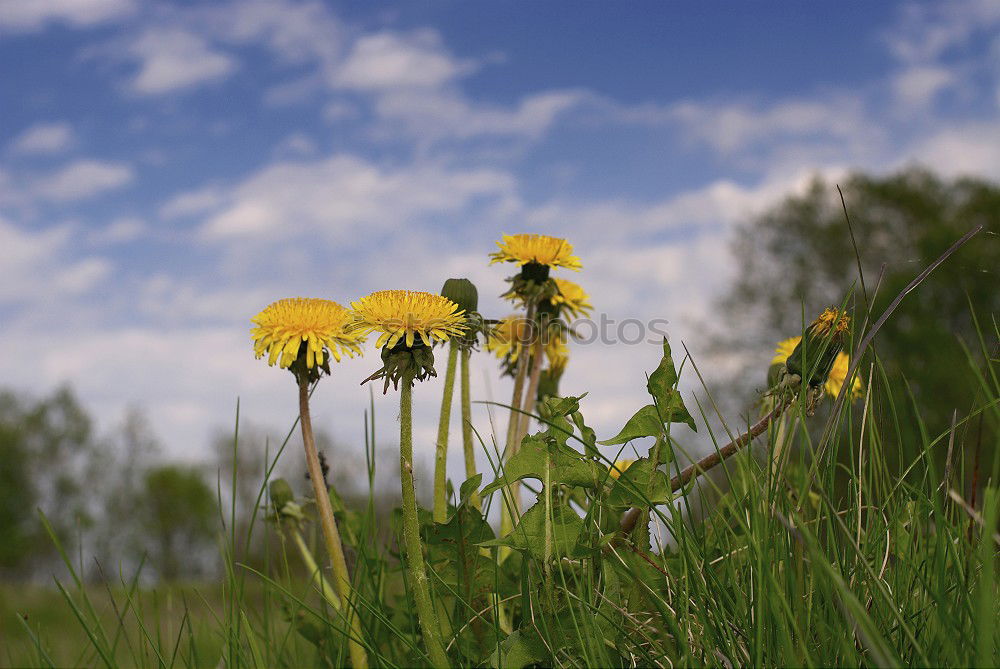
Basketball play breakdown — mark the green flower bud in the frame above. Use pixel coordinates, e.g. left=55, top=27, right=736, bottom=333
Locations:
left=785, top=308, right=850, bottom=390
left=440, top=278, right=479, bottom=314
left=270, top=478, right=295, bottom=512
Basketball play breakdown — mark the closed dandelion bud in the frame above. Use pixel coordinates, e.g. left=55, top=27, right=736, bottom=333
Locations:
left=785, top=308, right=851, bottom=390
left=440, top=278, right=479, bottom=314
left=270, top=478, right=303, bottom=520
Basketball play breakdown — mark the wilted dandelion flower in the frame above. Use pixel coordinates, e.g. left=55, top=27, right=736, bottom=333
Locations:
left=251, top=298, right=363, bottom=370
left=351, top=290, right=467, bottom=349
left=489, top=233, right=582, bottom=271
left=550, top=278, right=593, bottom=318
left=773, top=336, right=862, bottom=400
left=609, top=459, right=634, bottom=480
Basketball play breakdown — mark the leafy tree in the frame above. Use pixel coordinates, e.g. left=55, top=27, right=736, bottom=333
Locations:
left=0, top=387, right=106, bottom=579
left=140, top=465, right=216, bottom=580
left=715, top=167, right=998, bottom=461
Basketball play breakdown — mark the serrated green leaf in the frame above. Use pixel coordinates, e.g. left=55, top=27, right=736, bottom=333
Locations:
left=487, top=629, right=548, bottom=669
left=479, top=499, right=583, bottom=561
left=599, top=338, right=696, bottom=445
left=598, top=404, right=662, bottom=445
left=607, top=457, right=671, bottom=507
left=541, top=393, right=586, bottom=418
left=647, top=337, right=680, bottom=401
left=481, top=433, right=604, bottom=497
left=570, top=410, right=598, bottom=457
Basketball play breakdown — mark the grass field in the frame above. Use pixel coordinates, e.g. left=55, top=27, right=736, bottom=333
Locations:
left=2, top=244, right=998, bottom=668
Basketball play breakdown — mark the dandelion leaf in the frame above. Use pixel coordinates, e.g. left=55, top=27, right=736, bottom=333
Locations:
left=480, top=433, right=604, bottom=497
left=487, top=628, right=548, bottom=669
left=607, top=457, right=671, bottom=508
left=600, top=337, right=695, bottom=445
left=479, top=498, right=584, bottom=561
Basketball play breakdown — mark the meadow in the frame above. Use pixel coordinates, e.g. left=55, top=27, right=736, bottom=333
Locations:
left=3, top=229, right=998, bottom=669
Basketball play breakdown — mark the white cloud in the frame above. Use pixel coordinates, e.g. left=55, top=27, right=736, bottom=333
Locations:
left=0, top=216, right=110, bottom=303
left=273, top=132, right=317, bottom=158
left=891, top=65, right=958, bottom=109
left=663, top=97, right=876, bottom=155
left=333, top=30, right=474, bottom=91
left=159, top=185, right=226, bottom=219
left=9, top=122, right=75, bottom=154
left=886, top=0, right=1000, bottom=65
left=906, top=121, right=1000, bottom=179
left=372, top=89, right=589, bottom=143
left=0, top=0, right=134, bottom=32
left=89, top=216, right=145, bottom=244
left=322, top=100, right=360, bottom=122
left=32, top=159, right=134, bottom=201
left=197, top=153, right=515, bottom=241
left=207, top=0, right=345, bottom=67
left=127, top=28, right=236, bottom=95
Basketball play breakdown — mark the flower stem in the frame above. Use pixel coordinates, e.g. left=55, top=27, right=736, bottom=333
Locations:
left=433, top=342, right=460, bottom=523
left=516, top=329, right=545, bottom=447
left=500, top=301, right=536, bottom=538
left=460, top=347, right=480, bottom=511
left=298, top=378, right=368, bottom=669
left=399, top=374, right=451, bottom=668
left=289, top=524, right=341, bottom=610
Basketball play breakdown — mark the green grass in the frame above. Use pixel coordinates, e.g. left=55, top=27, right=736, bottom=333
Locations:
left=2, top=304, right=998, bottom=667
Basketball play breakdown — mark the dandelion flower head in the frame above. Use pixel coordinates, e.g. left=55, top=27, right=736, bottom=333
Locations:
left=251, top=298, right=363, bottom=370
left=489, top=234, right=582, bottom=271
left=351, top=290, right=467, bottom=350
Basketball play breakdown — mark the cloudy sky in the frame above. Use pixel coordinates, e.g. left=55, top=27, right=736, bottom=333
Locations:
left=2, top=0, right=999, bottom=480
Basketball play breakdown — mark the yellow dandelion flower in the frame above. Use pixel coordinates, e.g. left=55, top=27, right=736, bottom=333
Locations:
left=609, top=459, right=634, bottom=480
left=489, top=233, right=582, bottom=271
left=486, top=315, right=530, bottom=363
left=487, top=316, right=568, bottom=366
left=351, top=290, right=467, bottom=350
left=773, top=336, right=862, bottom=400
left=251, top=298, right=363, bottom=370
left=550, top=278, right=593, bottom=318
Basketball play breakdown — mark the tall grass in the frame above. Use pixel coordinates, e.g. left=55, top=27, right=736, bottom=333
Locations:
left=5, top=282, right=999, bottom=667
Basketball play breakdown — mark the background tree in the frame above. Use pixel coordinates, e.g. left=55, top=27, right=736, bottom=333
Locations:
left=714, top=167, right=998, bottom=469
left=0, top=387, right=107, bottom=580
left=140, top=465, right=216, bottom=580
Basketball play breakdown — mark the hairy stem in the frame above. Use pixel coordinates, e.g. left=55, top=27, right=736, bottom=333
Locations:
left=460, top=347, right=481, bottom=511
left=433, top=342, right=460, bottom=523
left=399, top=375, right=450, bottom=668
left=298, top=378, right=368, bottom=669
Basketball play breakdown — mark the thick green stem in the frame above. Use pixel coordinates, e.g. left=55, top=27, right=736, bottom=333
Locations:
left=433, top=342, right=460, bottom=523
left=399, top=376, right=451, bottom=668
left=460, top=347, right=481, bottom=511
left=297, top=378, right=368, bottom=669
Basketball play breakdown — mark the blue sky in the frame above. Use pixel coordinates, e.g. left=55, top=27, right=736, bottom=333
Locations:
left=2, top=0, right=999, bottom=477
